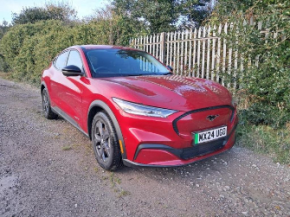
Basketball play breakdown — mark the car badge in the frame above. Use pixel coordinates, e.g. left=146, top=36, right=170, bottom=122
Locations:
left=207, top=115, right=219, bottom=121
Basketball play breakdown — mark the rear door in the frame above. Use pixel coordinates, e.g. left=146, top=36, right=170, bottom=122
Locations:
left=49, top=50, right=69, bottom=108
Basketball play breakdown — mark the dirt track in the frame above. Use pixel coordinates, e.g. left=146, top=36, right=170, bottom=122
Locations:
left=0, top=78, right=289, bottom=217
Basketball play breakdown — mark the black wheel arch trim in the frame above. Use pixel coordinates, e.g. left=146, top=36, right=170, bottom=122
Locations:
left=172, top=105, right=236, bottom=135
left=40, top=81, right=52, bottom=109
left=133, top=122, right=238, bottom=161
left=88, top=100, right=127, bottom=159
left=41, top=81, right=48, bottom=94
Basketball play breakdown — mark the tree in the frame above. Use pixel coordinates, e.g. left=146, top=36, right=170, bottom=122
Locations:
left=178, top=0, right=214, bottom=29
left=208, top=0, right=290, bottom=128
left=89, top=5, right=148, bottom=45
left=0, top=20, right=10, bottom=39
left=113, top=0, right=179, bottom=33
left=12, top=7, right=50, bottom=25
left=12, top=2, right=77, bottom=25
left=0, top=20, right=11, bottom=72
left=112, top=0, right=215, bottom=33
left=45, top=1, right=77, bottom=23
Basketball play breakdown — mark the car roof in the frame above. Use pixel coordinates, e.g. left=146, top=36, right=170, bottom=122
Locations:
left=69, top=45, right=140, bottom=52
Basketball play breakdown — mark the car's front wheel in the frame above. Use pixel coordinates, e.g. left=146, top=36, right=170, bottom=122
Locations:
left=41, top=88, right=58, bottom=119
left=91, top=112, right=123, bottom=171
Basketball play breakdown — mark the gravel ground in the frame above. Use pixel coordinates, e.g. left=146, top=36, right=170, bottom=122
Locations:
left=0, top=78, right=289, bottom=217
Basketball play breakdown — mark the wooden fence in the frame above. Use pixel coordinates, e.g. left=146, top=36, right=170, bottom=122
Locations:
left=129, top=18, right=281, bottom=88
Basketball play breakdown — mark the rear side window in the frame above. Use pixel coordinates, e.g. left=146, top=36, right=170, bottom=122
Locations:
left=54, top=51, right=69, bottom=70
left=67, top=50, right=83, bottom=71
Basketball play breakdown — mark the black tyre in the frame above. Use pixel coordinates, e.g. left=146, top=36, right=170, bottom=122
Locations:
left=41, top=88, right=58, bottom=119
left=91, top=112, right=123, bottom=171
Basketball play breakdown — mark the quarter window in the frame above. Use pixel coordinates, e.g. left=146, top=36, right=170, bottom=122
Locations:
left=54, top=51, right=69, bottom=70
left=67, top=50, right=83, bottom=71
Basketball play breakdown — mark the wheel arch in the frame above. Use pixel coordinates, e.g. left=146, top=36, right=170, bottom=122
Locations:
left=88, top=100, right=127, bottom=159
left=40, top=81, right=47, bottom=93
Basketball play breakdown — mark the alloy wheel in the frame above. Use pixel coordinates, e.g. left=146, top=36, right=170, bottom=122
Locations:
left=93, top=120, right=111, bottom=162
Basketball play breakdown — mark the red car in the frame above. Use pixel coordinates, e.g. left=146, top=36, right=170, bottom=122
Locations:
left=41, top=45, right=238, bottom=171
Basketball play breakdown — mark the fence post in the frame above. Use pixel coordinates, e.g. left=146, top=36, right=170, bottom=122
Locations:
left=160, top=32, right=166, bottom=63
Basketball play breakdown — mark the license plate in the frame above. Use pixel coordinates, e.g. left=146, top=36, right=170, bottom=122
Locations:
left=193, top=126, right=227, bottom=145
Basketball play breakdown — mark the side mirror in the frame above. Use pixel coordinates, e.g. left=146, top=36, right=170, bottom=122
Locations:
left=167, top=65, right=173, bottom=71
left=62, top=65, right=83, bottom=76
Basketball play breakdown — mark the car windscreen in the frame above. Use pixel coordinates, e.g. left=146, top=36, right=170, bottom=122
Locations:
left=84, top=49, right=171, bottom=78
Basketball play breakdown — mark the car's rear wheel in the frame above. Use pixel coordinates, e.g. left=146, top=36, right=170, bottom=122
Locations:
left=91, top=112, right=123, bottom=171
left=41, top=88, right=58, bottom=119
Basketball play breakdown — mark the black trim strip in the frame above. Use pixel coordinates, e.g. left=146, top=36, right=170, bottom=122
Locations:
left=133, top=122, right=238, bottom=161
left=123, top=138, right=235, bottom=168
left=51, top=106, right=89, bottom=137
left=172, top=105, right=235, bottom=135
left=133, top=144, right=180, bottom=160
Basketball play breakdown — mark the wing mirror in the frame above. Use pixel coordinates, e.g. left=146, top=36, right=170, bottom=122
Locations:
left=62, top=65, right=83, bottom=76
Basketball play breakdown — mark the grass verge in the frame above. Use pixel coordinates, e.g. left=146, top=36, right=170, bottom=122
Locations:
left=236, top=114, right=290, bottom=165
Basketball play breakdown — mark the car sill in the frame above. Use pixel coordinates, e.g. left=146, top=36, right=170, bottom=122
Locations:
left=51, top=106, right=89, bottom=137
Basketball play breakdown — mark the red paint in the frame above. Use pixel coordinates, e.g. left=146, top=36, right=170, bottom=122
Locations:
left=41, top=45, right=238, bottom=167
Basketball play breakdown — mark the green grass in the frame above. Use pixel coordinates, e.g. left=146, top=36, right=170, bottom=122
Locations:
left=236, top=115, right=290, bottom=165
left=118, top=190, right=131, bottom=198
left=62, top=146, right=72, bottom=151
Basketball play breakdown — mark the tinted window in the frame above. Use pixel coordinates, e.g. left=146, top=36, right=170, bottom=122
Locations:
left=84, top=49, right=170, bottom=78
left=55, top=51, right=69, bottom=70
left=67, top=50, right=83, bottom=71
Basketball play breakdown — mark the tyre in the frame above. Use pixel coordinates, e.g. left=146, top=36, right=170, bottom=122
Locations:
left=91, top=112, right=123, bottom=171
left=41, top=88, right=58, bottom=119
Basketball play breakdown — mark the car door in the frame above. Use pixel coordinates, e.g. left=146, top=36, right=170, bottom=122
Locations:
left=50, top=49, right=84, bottom=128
left=49, top=50, right=69, bottom=108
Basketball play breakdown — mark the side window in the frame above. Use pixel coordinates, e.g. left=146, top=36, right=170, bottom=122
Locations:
left=67, top=50, right=83, bottom=71
left=55, top=51, right=69, bottom=70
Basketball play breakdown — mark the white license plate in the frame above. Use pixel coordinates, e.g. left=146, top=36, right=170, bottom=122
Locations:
left=193, top=126, right=227, bottom=145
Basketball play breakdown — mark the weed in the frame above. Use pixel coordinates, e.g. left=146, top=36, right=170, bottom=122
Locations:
left=109, top=172, right=121, bottom=188
left=62, top=146, right=72, bottom=151
left=236, top=114, right=290, bottom=164
left=118, top=190, right=131, bottom=198
left=94, top=167, right=99, bottom=173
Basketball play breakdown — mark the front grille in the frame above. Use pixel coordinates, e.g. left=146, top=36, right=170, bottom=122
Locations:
left=172, top=105, right=235, bottom=135
left=180, top=138, right=226, bottom=160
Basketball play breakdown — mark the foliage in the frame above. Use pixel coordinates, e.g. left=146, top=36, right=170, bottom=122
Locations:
left=113, top=0, right=178, bottom=33
left=237, top=111, right=290, bottom=164
left=89, top=5, right=147, bottom=46
left=0, top=5, right=142, bottom=84
left=209, top=0, right=290, bottom=128
left=12, top=1, right=77, bottom=25
left=112, top=0, right=212, bottom=33
left=179, top=0, right=213, bottom=28
left=0, top=21, right=11, bottom=72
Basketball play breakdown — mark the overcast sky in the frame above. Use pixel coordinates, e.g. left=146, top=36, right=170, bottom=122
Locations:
left=0, top=0, right=111, bottom=24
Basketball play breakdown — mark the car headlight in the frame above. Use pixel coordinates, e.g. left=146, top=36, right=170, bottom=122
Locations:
left=112, top=98, right=177, bottom=118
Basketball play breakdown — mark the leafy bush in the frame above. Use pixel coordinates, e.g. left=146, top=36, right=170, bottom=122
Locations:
left=237, top=111, right=290, bottom=164
left=0, top=6, right=142, bottom=84
left=210, top=0, right=290, bottom=128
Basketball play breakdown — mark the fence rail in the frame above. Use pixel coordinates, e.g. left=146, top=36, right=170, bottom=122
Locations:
left=130, top=19, right=279, bottom=88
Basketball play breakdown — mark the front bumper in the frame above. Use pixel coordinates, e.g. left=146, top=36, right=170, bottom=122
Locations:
left=116, top=104, right=238, bottom=167
left=123, top=123, right=237, bottom=167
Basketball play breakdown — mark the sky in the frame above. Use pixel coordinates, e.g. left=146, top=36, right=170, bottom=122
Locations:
left=0, top=0, right=111, bottom=24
